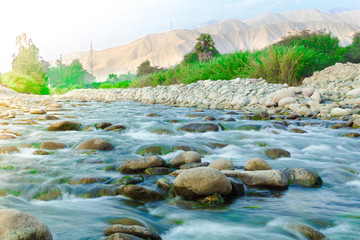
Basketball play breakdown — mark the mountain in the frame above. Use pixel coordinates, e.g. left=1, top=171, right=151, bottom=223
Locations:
left=55, top=9, right=360, bottom=80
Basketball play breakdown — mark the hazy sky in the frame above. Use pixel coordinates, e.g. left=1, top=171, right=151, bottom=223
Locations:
left=1, top=0, right=359, bottom=72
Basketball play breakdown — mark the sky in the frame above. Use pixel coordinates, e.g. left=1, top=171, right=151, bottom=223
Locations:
left=0, top=0, right=360, bottom=73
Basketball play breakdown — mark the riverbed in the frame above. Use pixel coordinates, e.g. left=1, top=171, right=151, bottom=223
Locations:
left=0, top=98, right=359, bottom=239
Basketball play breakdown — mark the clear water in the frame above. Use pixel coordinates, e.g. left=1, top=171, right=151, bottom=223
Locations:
left=0, top=100, right=359, bottom=240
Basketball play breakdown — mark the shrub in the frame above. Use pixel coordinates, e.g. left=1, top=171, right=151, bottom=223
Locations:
left=345, top=32, right=360, bottom=63
left=0, top=72, right=49, bottom=94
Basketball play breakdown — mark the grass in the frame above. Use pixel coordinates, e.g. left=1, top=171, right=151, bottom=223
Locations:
left=0, top=72, right=49, bottom=94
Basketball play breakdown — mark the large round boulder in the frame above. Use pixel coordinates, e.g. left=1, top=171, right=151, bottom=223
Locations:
left=174, top=167, right=232, bottom=199
left=244, top=158, right=272, bottom=171
left=47, top=121, right=81, bottom=131
left=208, top=158, right=234, bottom=170
left=0, top=209, right=53, bottom=240
left=282, top=168, right=323, bottom=187
left=273, top=89, right=295, bottom=104
left=75, top=139, right=114, bottom=151
left=119, top=156, right=167, bottom=173
left=170, top=151, right=201, bottom=168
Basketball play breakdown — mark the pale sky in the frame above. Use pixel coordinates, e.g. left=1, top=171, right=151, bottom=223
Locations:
left=0, top=0, right=359, bottom=73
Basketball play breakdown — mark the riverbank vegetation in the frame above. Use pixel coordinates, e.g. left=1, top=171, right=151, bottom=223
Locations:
left=1, top=30, right=359, bottom=94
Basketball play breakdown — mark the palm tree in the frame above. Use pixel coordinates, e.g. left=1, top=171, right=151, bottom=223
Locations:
left=194, top=33, right=219, bottom=62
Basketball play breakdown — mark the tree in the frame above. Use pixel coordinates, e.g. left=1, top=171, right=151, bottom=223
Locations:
left=136, top=60, right=163, bottom=76
left=181, top=51, right=198, bottom=65
left=194, top=33, right=219, bottom=62
left=345, top=32, right=360, bottom=63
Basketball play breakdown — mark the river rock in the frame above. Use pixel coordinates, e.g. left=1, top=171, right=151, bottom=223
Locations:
left=252, top=110, right=271, bottom=120
left=352, top=119, right=360, bottom=128
left=103, top=224, right=162, bottom=240
left=221, top=170, right=288, bottom=189
left=282, top=168, right=323, bottom=187
left=174, top=167, right=232, bottom=199
left=208, top=158, right=234, bottom=170
left=273, top=89, right=295, bottom=104
left=145, top=167, right=172, bottom=175
left=290, top=223, right=326, bottom=240
left=179, top=123, right=219, bottom=132
left=33, top=150, right=51, bottom=155
left=331, top=108, right=349, bottom=117
left=302, top=86, right=315, bottom=97
left=39, top=142, right=67, bottom=150
left=75, top=139, right=114, bottom=151
left=170, top=151, right=201, bottom=168
left=278, top=97, right=296, bottom=108
left=120, top=185, right=164, bottom=202
left=105, top=233, right=143, bottom=240
left=289, top=128, right=307, bottom=133
left=119, top=156, right=167, bottom=173
left=156, top=178, right=174, bottom=191
left=47, top=121, right=81, bottom=131
left=180, top=162, right=210, bottom=169
left=265, top=148, right=291, bottom=159
left=346, top=88, right=360, bottom=97
left=136, top=145, right=167, bottom=156
left=30, top=109, right=46, bottom=114
left=342, top=132, right=360, bottom=138
left=104, top=125, right=126, bottom=132
left=0, top=209, right=53, bottom=240
left=0, top=134, right=16, bottom=140
left=0, top=146, right=20, bottom=154
left=244, top=158, right=272, bottom=171
left=96, top=122, right=112, bottom=129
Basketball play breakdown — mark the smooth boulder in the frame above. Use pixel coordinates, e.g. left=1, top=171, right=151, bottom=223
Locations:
left=39, top=142, right=67, bottom=150
left=75, top=139, right=114, bottom=151
left=221, top=170, right=288, bottom=190
left=0, top=209, right=53, bottom=240
left=282, top=168, right=323, bottom=187
left=170, top=151, right=201, bottom=168
left=179, top=123, right=219, bottom=132
left=105, top=233, right=143, bottom=240
left=174, top=167, right=232, bottom=199
left=119, top=156, right=167, bottom=173
left=208, top=158, right=235, bottom=170
left=47, top=121, right=81, bottom=131
left=103, top=224, right=162, bottom=240
left=265, top=148, right=291, bottom=159
left=120, top=185, right=164, bottom=202
left=244, top=158, right=272, bottom=171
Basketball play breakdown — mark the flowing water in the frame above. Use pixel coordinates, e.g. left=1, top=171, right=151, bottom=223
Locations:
left=0, top=99, right=359, bottom=240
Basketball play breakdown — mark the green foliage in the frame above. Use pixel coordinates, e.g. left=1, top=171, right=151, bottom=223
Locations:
left=195, top=33, right=219, bottom=62
left=48, top=59, right=94, bottom=90
left=344, top=32, right=360, bottom=63
left=0, top=72, right=49, bottom=94
left=247, top=45, right=316, bottom=86
left=136, top=60, right=164, bottom=76
left=181, top=51, right=198, bottom=65
left=274, top=29, right=344, bottom=76
left=91, top=80, right=131, bottom=89
left=4, top=33, right=49, bottom=95
left=106, top=72, right=136, bottom=82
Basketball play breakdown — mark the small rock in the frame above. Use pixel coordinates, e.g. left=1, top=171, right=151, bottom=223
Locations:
left=39, top=142, right=67, bottom=150
left=0, top=134, right=16, bottom=140
left=0, top=209, right=53, bottom=240
left=302, top=86, right=315, bottom=97
left=265, top=148, right=291, bottom=159
left=145, top=167, right=172, bottom=175
left=331, top=108, right=349, bottom=117
left=119, top=156, right=167, bottom=173
left=342, top=132, right=360, bottom=138
left=273, top=89, right=295, bottom=104
left=170, top=151, right=201, bottom=168
left=196, top=193, right=224, bottom=206
left=180, top=162, right=210, bottom=169
left=244, top=158, right=272, bottom=171
left=105, top=233, right=143, bottom=240
left=136, top=145, right=167, bottom=156
left=221, top=170, right=288, bottom=190
left=96, top=122, right=112, bottom=129
left=156, top=178, right=174, bottom=191
left=352, top=119, right=360, bottom=128
left=30, top=109, right=47, bottom=114
left=47, top=121, right=81, bottom=131
left=252, top=110, right=271, bottom=120
left=0, top=146, right=20, bottom=154
left=104, top=125, right=126, bottom=132
left=33, top=150, right=51, bottom=155
left=174, top=167, right=232, bottom=199
left=75, top=139, right=114, bottom=151
left=289, top=128, right=307, bottom=133
left=179, top=123, right=219, bottom=132
left=291, top=223, right=326, bottom=240
left=278, top=97, right=296, bottom=108
left=120, top=185, right=164, bottom=202
left=208, top=159, right=235, bottom=170
left=103, top=224, right=162, bottom=240
left=203, top=116, right=215, bottom=121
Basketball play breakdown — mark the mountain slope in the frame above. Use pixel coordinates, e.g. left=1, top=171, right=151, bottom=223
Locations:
left=56, top=9, right=360, bottom=80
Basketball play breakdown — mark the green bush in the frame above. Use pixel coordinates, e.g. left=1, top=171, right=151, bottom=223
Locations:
left=345, top=32, right=360, bottom=63
left=247, top=45, right=316, bottom=86
left=0, top=72, right=49, bottom=94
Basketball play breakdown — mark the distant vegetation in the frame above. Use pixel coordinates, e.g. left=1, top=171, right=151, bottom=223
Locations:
left=1, top=30, right=360, bottom=94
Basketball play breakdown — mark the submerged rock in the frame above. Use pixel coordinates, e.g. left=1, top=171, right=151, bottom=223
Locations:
left=119, top=156, right=167, bottom=173
left=145, top=167, right=172, bottom=175
left=103, top=224, right=162, bottom=240
left=105, top=233, right=143, bottom=240
left=104, top=125, right=126, bottom=132
left=282, top=168, right=323, bottom=187
left=95, top=122, right=112, bottom=129
left=136, top=145, right=168, bottom=156
left=0, top=209, right=53, bottom=240
left=75, top=139, right=114, bottom=151
left=47, top=121, right=82, bottom=131
left=179, top=123, right=219, bottom=132
left=222, top=170, right=288, bottom=190
left=120, top=185, right=164, bottom=202
left=342, top=132, right=360, bottom=138
left=265, top=148, right=291, bottom=159
left=39, top=142, right=67, bottom=150
left=170, top=151, right=201, bottom=168
left=290, top=223, right=326, bottom=240
left=180, top=162, right=210, bottom=169
left=174, top=167, right=232, bottom=199
left=0, top=146, right=20, bottom=154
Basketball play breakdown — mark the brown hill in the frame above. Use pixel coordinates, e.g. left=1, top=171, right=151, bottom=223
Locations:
left=55, top=9, right=360, bottom=80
